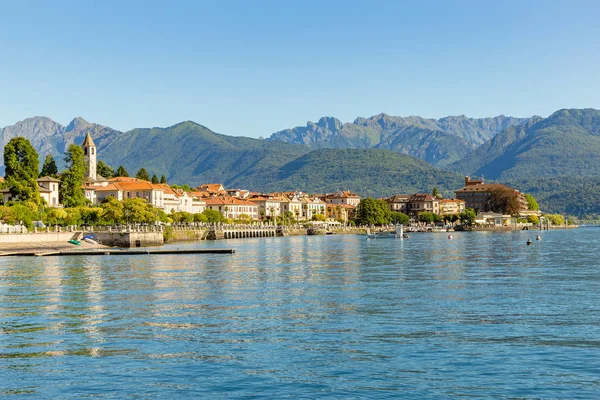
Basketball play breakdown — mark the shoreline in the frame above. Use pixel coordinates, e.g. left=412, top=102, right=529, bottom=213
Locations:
left=0, top=241, right=109, bottom=254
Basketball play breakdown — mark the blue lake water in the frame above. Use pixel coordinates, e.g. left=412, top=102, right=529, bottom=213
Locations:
left=1, top=228, right=600, bottom=398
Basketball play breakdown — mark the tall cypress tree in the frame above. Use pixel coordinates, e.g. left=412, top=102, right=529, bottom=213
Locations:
left=115, top=165, right=129, bottom=177
left=135, top=168, right=151, bottom=181
left=97, top=160, right=115, bottom=178
left=59, top=144, right=87, bottom=207
left=4, top=137, right=40, bottom=203
left=160, top=175, right=167, bottom=184
left=151, top=174, right=159, bottom=184
left=40, top=154, right=58, bottom=178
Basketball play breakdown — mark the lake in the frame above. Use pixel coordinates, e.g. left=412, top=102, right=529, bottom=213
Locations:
left=1, top=228, right=600, bottom=398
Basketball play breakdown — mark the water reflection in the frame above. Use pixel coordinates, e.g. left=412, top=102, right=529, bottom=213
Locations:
left=1, top=229, right=600, bottom=398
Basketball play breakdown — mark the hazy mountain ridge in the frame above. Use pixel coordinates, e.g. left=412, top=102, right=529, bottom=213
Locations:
left=450, top=108, right=600, bottom=181
left=268, top=113, right=530, bottom=166
left=0, top=116, right=121, bottom=170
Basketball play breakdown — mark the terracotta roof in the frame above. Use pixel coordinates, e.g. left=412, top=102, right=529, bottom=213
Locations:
left=109, top=177, right=148, bottom=183
left=94, top=183, right=121, bottom=192
left=205, top=195, right=257, bottom=206
left=198, top=183, right=225, bottom=193
left=439, top=199, right=466, bottom=203
left=82, top=132, right=95, bottom=147
left=115, top=181, right=157, bottom=191
left=330, top=190, right=360, bottom=198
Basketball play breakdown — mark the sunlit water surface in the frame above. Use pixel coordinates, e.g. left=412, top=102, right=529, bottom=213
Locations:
left=1, top=229, right=600, bottom=398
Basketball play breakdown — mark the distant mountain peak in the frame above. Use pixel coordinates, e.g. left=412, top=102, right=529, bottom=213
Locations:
left=66, top=116, right=90, bottom=132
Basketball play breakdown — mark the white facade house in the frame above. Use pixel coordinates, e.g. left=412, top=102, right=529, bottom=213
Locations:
left=0, top=176, right=62, bottom=207
left=205, top=196, right=259, bottom=220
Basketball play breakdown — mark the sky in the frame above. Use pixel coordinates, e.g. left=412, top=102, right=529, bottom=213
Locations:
left=0, top=0, right=599, bottom=137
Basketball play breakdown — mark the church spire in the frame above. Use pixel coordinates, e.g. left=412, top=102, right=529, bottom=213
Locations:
left=82, top=132, right=97, bottom=180
left=82, top=132, right=96, bottom=147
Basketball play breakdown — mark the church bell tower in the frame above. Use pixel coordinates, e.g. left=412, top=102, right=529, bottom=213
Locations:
left=82, top=132, right=97, bottom=180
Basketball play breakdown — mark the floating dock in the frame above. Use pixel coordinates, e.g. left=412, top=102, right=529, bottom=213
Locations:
left=0, top=248, right=235, bottom=257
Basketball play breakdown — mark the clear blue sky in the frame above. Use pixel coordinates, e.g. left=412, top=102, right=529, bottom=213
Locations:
left=0, top=0, right=599, bottom=137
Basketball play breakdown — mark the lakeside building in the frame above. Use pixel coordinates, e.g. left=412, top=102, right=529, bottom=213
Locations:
left=324, top=191, right=361, bottom=207
left=406, top=193, right=440, bottom=217
left=0, top=176, right=62, bottom=207
left=384, top=194, right=411, bottom=214
left=325, top=203, right=354, bottom=223
left=204, top=195, right=259, bottom=220
left=455, top=176, right=529, bottom=214
left=248, top=195, right=284, bottom=220
left=439, top=198, right=466, bottom=215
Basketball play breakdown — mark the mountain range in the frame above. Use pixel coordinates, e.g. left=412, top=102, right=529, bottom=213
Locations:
left=269, top=114, right=531, bottom=167
left=1, top=108, right=599, bottom=216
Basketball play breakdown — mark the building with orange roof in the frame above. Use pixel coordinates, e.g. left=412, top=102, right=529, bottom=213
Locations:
left=299, top=196, right=327, bottom=221
left=248, top=195, right=286, bottom=220
left=205, top=195, right=258, bottom=220
left=197, top=183, right=226, bottom=194
left=325, top=190, right=361, bottom=207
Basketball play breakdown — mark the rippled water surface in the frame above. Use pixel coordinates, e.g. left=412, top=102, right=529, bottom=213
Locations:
left=2, top=229, right=600, bottom=398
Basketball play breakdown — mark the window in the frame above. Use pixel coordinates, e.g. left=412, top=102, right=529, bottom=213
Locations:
left=92, top=148, right=95, bottom=155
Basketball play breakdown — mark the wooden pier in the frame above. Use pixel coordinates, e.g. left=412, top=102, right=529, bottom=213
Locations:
left=0, top=248, right=235, bottom=257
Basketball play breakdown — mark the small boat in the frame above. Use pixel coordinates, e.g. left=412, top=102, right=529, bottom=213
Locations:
left=84, top=237, right=98, bottom=245
left=68, top=239, right=82, bottom=246
left=367, top=225, right=406, bottom=239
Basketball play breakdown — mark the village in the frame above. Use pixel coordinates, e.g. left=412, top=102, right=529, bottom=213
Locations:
left=0, top=132, right=549, bottom=231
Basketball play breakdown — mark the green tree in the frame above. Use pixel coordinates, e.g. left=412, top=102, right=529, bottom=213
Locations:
left=418, top=212, right=435, bottom=224
left=194, top=213, right=208, bottom=223
left=312, top=213, right=326, bottom=222
left=160, top=175, right=167, bottom=184
left=202, top=209, right=226, bottom=223
left=101, top=197, right=124, bottom=225
left=44, top=207, right=68, bottom=226
left=4, top=137, right=41, bottom=204
left=136, top=168, right=151, bottom=181
left=172, top=211, right=194, bottom=223
left=122, top=198, right=156, bottom=224
left=151, top=174, right=159, bottom=184
left=354, top=197, right=391, bottom=226
left=390, top=211, right=409, bottom=225
left=79, top=207, right=104, bottom=225
left=459, top=208, right=476, bottom=226
left=432, top=187, right=443, bottom=199
left=115, top=165, right=129, bottom=177
left=97, top=160, right=115, bottom=178
left=40, top=154, right=58, bottom=178
left=59, top=144, right=87, bottom=208
left=524, top=193, right=540, bottom=211
left=3, top=202, right=40, bottom=229
left=545, top=214, right=565, bottom=225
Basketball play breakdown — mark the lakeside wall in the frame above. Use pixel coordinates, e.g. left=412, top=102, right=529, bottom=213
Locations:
left=165, top=224, right=368, bottom=242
